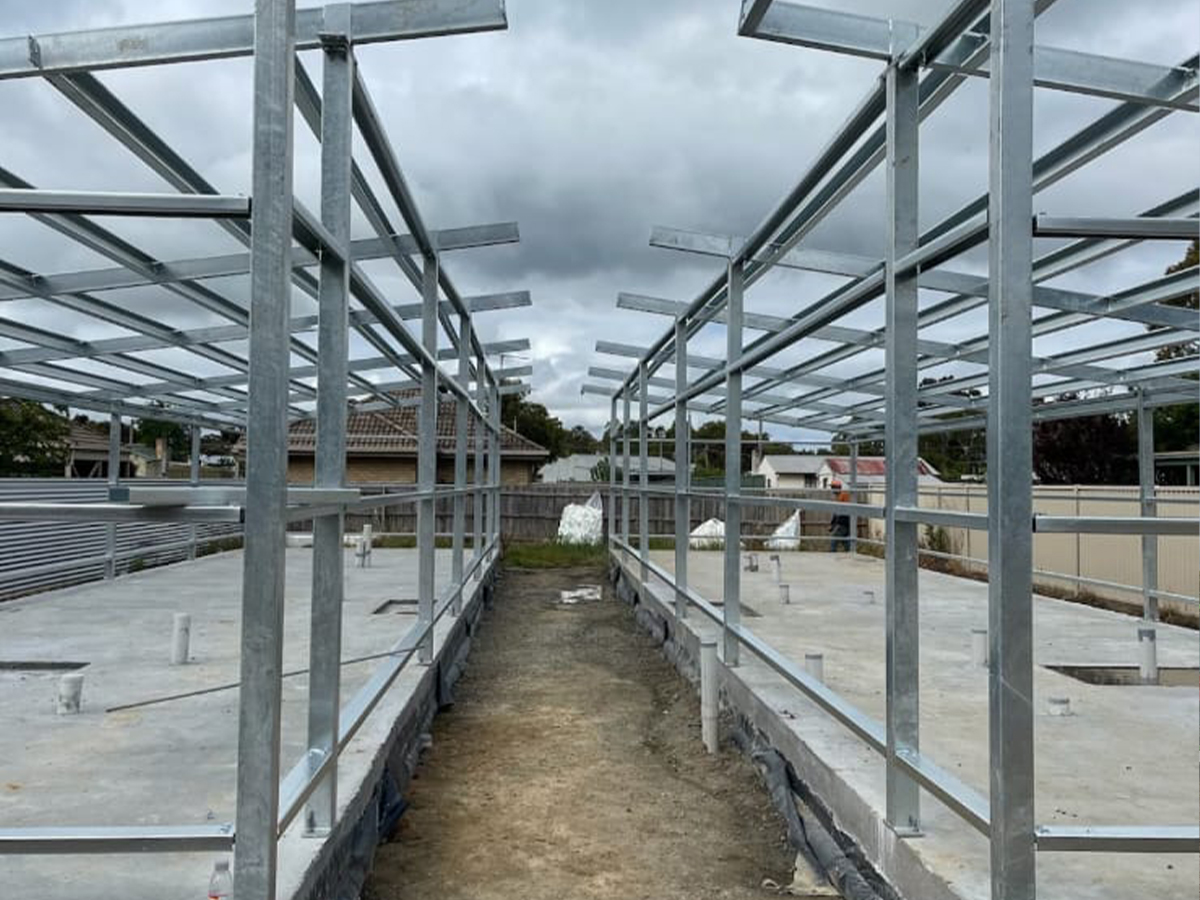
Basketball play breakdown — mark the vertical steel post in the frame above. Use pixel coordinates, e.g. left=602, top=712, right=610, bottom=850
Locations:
left=417, top=254, right=439, bottom=665
left=489, top=381, right=501, bottom=554
left=609, top=395, right=618, bottom=546
left=1137, top=390, right=1158, bottom=622
left=304, top=7, right=352, bottom=837
left=234, top=0, right=295, bottom=894
left=987, top=2, right=1037, bottom=896
left=723, top=259, right=744, bottom=667
left=451, top=314, right=469, bottom=615
left=622, top=389, right=631, bottom=549
left=105, top=412, right=120, bottom=579
left=674, top=317, right=689, bottom=618
left=638, top=361, right=650, bottom=585
left=849, top=440, right=859, bottom=556
left=188, top=423, right=201, bottom=559
left=474, top=348, right=486, bottom=576
left=885, top=59, right=921, bottom=836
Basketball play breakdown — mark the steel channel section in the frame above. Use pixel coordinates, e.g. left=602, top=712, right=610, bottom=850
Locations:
left=622, top=389, right=632, bottom=547
left=638, top=361, right=650, bottom=585
left=489, top=381, right=501, bottom=558
left=188, top=422, right=201, bottom=559
left=1137, top=391, right=1159, bottom=621
left=474, top=348, right=486, bottom=575
left=233, top=0, right=295, bottom=895
left=848, top=441, right=858, bottom=555
left=304, top=13, right=352, bottom=839
left=884, top=58, right=921, bottom=838
left=722, top=259, right=744, bottom=667
left=105, top=412, right=119, bottom=579
left=452, top=312, right=470, bottom=615
left=417, top=254, right=439, bottom=665
left=987, top=2, right=1037, bottom=897
left=674, top=317, right=689, bottom=618
left=609, top=395, right=618, bottom=546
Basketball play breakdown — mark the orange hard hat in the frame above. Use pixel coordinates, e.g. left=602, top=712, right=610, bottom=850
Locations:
left=830, top=480, right=842, bottom=489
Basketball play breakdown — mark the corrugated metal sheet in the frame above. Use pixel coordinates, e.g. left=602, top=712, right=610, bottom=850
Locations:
left=0, top=479, right=242, bottom=601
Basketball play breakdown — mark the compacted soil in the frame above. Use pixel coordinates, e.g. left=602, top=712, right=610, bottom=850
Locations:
left=363, top=564, right=795, bottom=900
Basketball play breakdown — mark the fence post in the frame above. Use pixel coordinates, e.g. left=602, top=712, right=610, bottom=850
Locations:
left=1137, top=390, right=1158, bottom=621
left=188, top=422, right=201, bottom=559
left=451, top=313, right=469, bottom=616
left=474, top=347, right=486, bottom=578
left=638, top=361, right=649, bottom=587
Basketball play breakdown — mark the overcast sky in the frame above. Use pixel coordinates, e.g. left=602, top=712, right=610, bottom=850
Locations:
left=0, top=0, right=1196, bottom=442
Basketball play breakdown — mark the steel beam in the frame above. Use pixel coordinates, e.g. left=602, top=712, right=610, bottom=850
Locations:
left=674, top=316, right=689, bottom=619
left=723, top=259, right=744, bottom=667
left=0, top=189, right=249, bottom=218
left=1035, top=215, right=1200, bottom=240
left=416, top=254, right=438, bottom=665
left=0, top=1, right=507, bottom=79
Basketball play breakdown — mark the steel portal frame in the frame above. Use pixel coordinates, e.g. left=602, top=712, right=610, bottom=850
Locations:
left=591, top=2, right=1199, bottom=898
left=0, top=2, right=526, bottom=897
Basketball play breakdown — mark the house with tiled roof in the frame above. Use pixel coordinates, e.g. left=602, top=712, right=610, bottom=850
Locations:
left=819, top=456, right=943, bottom=488
left=234, top=391, right=549, bottom=486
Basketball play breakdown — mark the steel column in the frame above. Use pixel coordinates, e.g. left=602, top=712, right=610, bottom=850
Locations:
left=987, top=2, right=1037, bottom=897
left=674, top=316, right=689, bottom=617
left=417, top=254, right=439, bottom=665
left=622, top=389, right=631, bottom=548
left=233, top=0, right=295, bottom=894
left=474, top=348, right=485, bottom=578
left=723, top=259, right=744, bottom=666
left=304, top=11, right=352, bottom=837
left=451, top=312, right=469, bottom=615
left=849, top=440, right=859, bottom=555
left=638, top=360, right=650, bottom=584
left=105, top=412, right=120, bottom=579
left=188, top=423, right=201, bottom=559
left=489, top=381, right=500, bottom=554
left=884, top=59, right=921, bottom=837
left=1137, top=390, right=1159, bottom=622
left=609, top=395, right=618, bottom=546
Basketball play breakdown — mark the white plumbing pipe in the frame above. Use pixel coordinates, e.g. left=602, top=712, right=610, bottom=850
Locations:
left=805, top=652, right=824, bottom=684
left=357, top=523, right=373, bottom=568
left=971, top=628, right=988, bottom=668
left=1138, top=626, right=1158, bottom=685
left=862, top=589, right=875, bottom=605
left=57, top=673, right=84, bottom=715
left=170, top=613, right=191, bottom=665
left=770, top=554, right=781, bottom=583
left=779, top=583, right=791, bottom=605
left=700, top=639, right=718, bottom=754
left=1047, top=696, right=1072, bottom=717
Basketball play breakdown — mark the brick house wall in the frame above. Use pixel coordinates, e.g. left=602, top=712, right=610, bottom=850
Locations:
left=287, top=455, right=538, bottom=485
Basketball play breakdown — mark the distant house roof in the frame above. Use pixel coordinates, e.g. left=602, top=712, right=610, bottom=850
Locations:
left=825, top=456, right=941, bottom=480
left=758, top=454, right=825, bottom=475
left=65, top=421, right=155, bottom=460
left=539, top=453, right=688, bottom=482
left=235, top=390, right=548, bottom=459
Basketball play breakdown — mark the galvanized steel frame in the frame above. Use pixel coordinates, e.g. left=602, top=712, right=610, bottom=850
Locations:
left=0, top=2, right=523, bottom=896
left=593, top=2, right=1199, bottom=897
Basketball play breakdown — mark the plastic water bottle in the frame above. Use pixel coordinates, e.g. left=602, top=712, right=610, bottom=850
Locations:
left=208, top=859, right=233, bottom=899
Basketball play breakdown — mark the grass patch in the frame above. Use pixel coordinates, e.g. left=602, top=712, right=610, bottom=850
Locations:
left=503, top=541, right=608, bottom=569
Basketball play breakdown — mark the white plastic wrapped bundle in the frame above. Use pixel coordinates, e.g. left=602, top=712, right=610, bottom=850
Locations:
left=765, top=511, right=801, bottom=551
left=557, top=498, right=604, bottom=545
left=689, top=517, right=725, bottom=550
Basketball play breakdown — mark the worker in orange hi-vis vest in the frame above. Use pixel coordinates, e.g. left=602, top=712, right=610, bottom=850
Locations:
left=828, top=479, right=851, bottom=553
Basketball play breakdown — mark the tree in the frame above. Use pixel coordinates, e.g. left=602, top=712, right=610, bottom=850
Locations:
left=563, top=424, right=600, bottom=455
left=135, top=417, right=189, bottom=461
left=0, top=399, right=70, bottom=476
left=1031, top=394, right=1137, bottom=484
left=590, top=457, right=610, bottom=482
left=1155, top=238, right=1199, bottom=361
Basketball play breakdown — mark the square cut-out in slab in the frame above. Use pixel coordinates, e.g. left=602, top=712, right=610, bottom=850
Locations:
left=1047, top=665, right=1198, bottom=687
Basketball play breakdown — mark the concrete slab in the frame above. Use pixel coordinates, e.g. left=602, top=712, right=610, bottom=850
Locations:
left=618, top=547, right=1199, bottom=900
left=0, top=547, right=482, bottom=900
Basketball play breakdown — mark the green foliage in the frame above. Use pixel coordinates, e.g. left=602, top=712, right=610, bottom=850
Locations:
left=503, top=541, right=608, bottom=568
left=0, top=399, right=69, bottom=476
left=135, top=418, right=189, bottom=460
left=590, top=457, right=611, bottom=482
left=1155, top=238, right=1198, bottom=361
left=499, top=395, right=600, bottom=463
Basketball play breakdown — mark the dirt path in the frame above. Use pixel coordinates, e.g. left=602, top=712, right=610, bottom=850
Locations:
left=363, top=565, right=795, bottom=900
